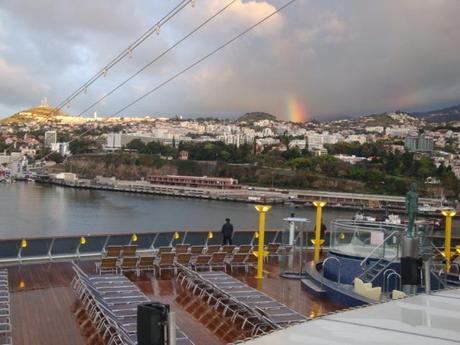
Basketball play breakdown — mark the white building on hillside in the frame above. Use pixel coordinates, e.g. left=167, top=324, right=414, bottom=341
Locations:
left=289, top=139, right=306, bottom=150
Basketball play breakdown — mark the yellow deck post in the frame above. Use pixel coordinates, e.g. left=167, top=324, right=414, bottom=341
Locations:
left=255, top=205, right=271, bottom=279
left=313, top=201, right=327, bottom=262
left=442, top=210, right=456, bottom=272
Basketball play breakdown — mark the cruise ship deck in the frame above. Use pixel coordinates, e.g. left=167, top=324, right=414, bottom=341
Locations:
left=4, top=255, right=341, bottom=345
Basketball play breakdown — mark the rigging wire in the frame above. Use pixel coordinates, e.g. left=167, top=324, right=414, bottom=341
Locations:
left=112, top=0, right=298, bottom=116
left=50, top=0, right=195, bottom=115
left=77, top=0, right=238, bottom=117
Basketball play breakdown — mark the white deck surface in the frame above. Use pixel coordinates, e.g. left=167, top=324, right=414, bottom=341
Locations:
left=241, top=288, right=460, bottom=345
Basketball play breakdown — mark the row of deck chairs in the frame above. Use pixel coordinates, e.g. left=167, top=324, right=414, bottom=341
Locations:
left=177, top=267, right=306, bottom=335
left=72, top=263, right=194, bottom=345
left=0, top=269, right=11, bottom=345
left=104, top=245, right=138, bottom=258
left=156, top=243, right=282, bottom=257
left=104, top=243, right=282, bottom=259
left=96, top=251, right=260, bottom=278
left=97, top=243, right=283, bottom=277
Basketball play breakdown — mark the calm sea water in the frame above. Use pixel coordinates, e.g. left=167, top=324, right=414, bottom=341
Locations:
left=0, top=183, right=456, bottom=239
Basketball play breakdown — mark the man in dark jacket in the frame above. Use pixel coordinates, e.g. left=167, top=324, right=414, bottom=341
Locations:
left=320, top=222, right=327, bottom=240
left=221, top=218, right=234, bottom=245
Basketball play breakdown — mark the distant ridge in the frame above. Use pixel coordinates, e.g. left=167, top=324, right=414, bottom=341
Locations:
left=412, top=104, right=460, bottom=123
left=0, top=105, right=68, bottom=124
left=237, top=112, right=277, bottom=123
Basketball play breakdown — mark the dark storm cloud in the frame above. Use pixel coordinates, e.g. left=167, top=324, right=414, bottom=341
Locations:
left=0, top=0, right=459, bottom=120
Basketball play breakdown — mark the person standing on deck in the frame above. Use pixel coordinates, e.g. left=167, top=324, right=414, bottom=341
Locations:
left=320, top=222, right=327, bottom=256
left=320, top=222, right=327, bottom=240
left=221, top=218, right=234, bottom=245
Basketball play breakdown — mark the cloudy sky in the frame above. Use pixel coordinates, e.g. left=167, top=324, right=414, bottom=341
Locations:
left=0, top=0, right=459, bottom=121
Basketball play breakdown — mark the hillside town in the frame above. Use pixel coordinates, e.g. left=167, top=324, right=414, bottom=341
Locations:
left=1, top=102, right=460, bottom=199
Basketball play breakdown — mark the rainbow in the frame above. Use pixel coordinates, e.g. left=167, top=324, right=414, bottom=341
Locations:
left=287, top=96, right=309, bottom=123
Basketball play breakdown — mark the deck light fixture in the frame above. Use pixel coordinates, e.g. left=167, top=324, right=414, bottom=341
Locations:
left=310, top=239, right=325, bottom=246
left=207, top=232, right=213, bottom=239
left=255, top=205, right=271, bottom=213
left=174, top=232, right=180, bottom=240
left=131, top=233, right=138, bottom=242
left=80, top=236, right=86, bottom=245
left=21, top=239, right=27, bottom=248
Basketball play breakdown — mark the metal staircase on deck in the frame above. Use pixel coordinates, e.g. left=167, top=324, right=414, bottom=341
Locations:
left=358, top=257, right=395, bottom=283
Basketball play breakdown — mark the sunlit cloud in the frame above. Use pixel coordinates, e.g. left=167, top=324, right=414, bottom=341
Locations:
left=0, top=0, right=459, bottom=120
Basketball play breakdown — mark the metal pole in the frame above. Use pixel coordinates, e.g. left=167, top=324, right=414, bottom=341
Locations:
left=442, top=210, right=456, bottom=273
left=313, top=201, right=326, bottom=262
left=424, top=258, right=431, bottom=294
left=257, top=211, right=266, bottom=279
left=299, top=226, right=303, bottom=275
left=255, top=205, right=271, bottom=279
left=167, top=312, right=176, bottom=345
left=289, top=220, right=295, bottom=246
left=288, top=217, right=295, bottom=272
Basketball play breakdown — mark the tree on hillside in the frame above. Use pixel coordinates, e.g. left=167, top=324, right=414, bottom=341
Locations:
left=125, top=139, right=146, bottom=152
left=48, top=152, right=64, bottom=163
left=69, top=140, right=94, bottom=154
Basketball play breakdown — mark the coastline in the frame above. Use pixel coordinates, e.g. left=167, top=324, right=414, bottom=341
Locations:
left=34, top=174, right=447, bottom=218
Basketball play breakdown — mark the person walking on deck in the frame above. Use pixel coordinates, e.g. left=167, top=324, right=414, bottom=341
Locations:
left=221, top=218, right=234, bottom=245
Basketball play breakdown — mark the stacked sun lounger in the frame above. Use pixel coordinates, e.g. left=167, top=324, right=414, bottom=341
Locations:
left=176, top=265, right=279, bottom=338
left=72, top=263, right=194, bottom=345
left=199, top=271, right=306, bottom=327
left=0, top=269, right=12, bottom=345
left=177, top=266, right=306, bottom=336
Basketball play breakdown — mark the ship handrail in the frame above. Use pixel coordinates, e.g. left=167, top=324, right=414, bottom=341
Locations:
left=0, top=229, right=281, bottom=266
left=321, top=256, right=342, bottom=287
left=332, top=219, right=407, bottom=233
left=431, top=242, right=445, bottom=257
left=359, top=230, right=399, bottom=269
left=0, top=228, right=278, bottom=242
left=382, top=269, right=397, bottom=293
left=386, top=272, right=402, bottom=292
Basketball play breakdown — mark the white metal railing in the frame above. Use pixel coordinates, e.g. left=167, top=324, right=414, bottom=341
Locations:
left=359, top=231, right=400, bottom=269
left=321, top=256, right=342, bottom=287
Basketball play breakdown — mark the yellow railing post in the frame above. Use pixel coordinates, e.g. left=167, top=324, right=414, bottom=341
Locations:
left=442, top=209, right=456, bottom=272
left=313, top=201, right=327, bottom=262
left=255, top=205, right=271, bottom=279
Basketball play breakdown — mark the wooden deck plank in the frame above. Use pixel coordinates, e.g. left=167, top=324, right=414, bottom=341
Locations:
left=3, top=255, right=343, bottom=345
left=8, top=263, right=86, bottom=345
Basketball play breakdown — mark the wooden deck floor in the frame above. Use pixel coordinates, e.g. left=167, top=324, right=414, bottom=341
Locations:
left=5, top=256, right=342, bottom=345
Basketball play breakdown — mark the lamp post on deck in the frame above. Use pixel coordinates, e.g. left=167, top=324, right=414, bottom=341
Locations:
left=254, top=205, right=271, bottom=279
left=313, top=201, right=327, bottom=262
left=441, top=209, right=456, bottom=272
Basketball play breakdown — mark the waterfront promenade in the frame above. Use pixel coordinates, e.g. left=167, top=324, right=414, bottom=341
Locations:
left=42, top=173, right=440, bottom=210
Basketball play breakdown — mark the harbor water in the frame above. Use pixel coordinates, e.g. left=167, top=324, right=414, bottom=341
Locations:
left=0, top=182, right=457, bottom=239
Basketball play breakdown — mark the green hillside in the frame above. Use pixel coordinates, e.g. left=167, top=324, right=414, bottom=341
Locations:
left=237, top=112, right=277, bottom=123
left=0, top=106, right=68, bottom=124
